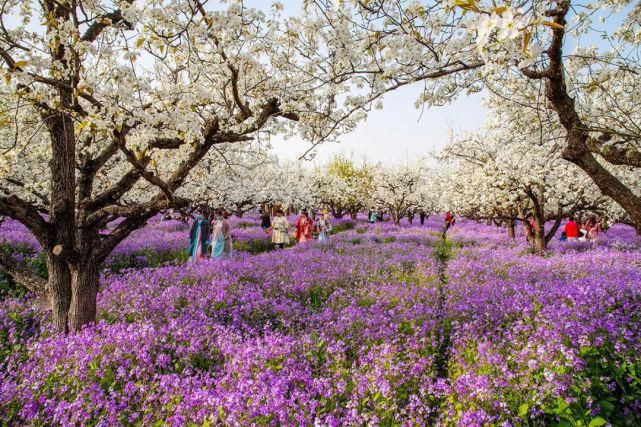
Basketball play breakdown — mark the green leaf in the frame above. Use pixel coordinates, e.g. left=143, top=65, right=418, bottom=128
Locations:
left=599, top=400, right=615, bottom=414
left=554, top=397, right=570, bottom=414
left=589, top=417, right=607, bottom=427
left=518, top=403, right=529, bottom=417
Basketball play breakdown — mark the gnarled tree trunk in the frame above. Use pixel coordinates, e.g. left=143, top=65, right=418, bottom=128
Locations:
left=68, top=262, right=101, bottom=331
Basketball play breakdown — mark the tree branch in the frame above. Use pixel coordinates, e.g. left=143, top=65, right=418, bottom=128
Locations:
left=0, top=194, right=50, bottom=246
left=81, top=4, right=134, bottom=42
left=0, top=251, right=48, bottom=295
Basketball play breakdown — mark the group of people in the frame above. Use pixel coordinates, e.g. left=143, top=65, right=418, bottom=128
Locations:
left=262, top=209, right=333, bottom=249
left=561, top=215, right=602, bottom=242
left=187, top=209, right=334, bottom=261
left=187, top=211, right=233, bottom=261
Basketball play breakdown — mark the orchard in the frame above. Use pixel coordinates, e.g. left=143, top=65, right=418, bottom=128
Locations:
left=1, top=0, right=640, bottom=425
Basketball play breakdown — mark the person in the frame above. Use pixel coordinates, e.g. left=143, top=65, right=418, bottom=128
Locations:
left=270, top=209, right=290, bottom=249
left=442, top=211, right=455, bottom=239
left=260, top=209, right=272, bottom=232
left=369, top=210, right=378, bottom=223
left=407, top=210, right=415, bottom=225
left=559, top=231, right=567, bottom=242
left=211, top=210, right=233, bottom=260
left=445, top=211, right=456, bottom=228
left=187, top=215, right=210, bottom=261
left=584, top=215, right=602, bottom=241
left=527, top=215, right=536, bottom=231
left=564, top=216, right=580, bottom=240
left=419, top=209, right=427, bottom=225
left=317, top=211, right=332, bottom=243
left=294, top=211, right=313, bottom=242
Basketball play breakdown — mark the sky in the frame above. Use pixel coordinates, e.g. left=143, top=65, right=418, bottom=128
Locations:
left=269, top=81, right=486, bottom=165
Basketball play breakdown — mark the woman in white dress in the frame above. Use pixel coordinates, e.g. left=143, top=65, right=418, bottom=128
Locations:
left=269, top=209, right=290, bottom=249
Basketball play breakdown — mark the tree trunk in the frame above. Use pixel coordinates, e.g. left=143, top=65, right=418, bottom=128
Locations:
left=533, top=221, right=546, bottom=254
left=524, top=221, right=534, bottom=243
left=349, top=210, right=358, bottom=220
left=46, top=254, right=72, bottom=333
left=392, top=212, right=400, bottom=225
left=331, top=208, right=345, bottom=219
left=68, top=262, right=100, bottom=331
left=545, top=217, right=563, bottom=245
left=507, top=218, right=515, bottom=239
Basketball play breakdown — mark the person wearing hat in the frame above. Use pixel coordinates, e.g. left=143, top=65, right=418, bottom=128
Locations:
left=317, top=210, right=332, bottom=244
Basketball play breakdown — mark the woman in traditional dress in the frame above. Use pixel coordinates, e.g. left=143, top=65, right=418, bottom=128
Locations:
left=317, top=211, right=332, bottom=243
left=270, top=209, right=290, bottom=249
left=260, top=209, right=272, bottom=232
left=294, top=211, right=313, bottom=242
left=211, top=211, right=233, bottom=260
left=187, top=215, right=210, bottom=261
left=584, top=215, right=602, bottom=241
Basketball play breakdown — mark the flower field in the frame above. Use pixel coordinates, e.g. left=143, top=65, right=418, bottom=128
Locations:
left=1, top=216, right=641, bottom=426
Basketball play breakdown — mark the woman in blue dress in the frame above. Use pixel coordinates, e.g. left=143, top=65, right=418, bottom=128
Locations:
left=187, top=215, right=210, bottom=261
left=211, top=211, right=233, bottom=260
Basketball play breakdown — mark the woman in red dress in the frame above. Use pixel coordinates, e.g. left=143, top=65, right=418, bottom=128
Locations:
left=294, top=211, right=313, bottom=242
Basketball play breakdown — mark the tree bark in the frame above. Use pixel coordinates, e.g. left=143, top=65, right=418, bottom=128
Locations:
left=0, top=251, right=48, bottom=295
left=533, top=220, right=546, bottom=255
left=68, top=262, right=100, bottom=331
left=46, top=253, right=72, bottom=334
left=507, top=218, right=516, bottom=239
